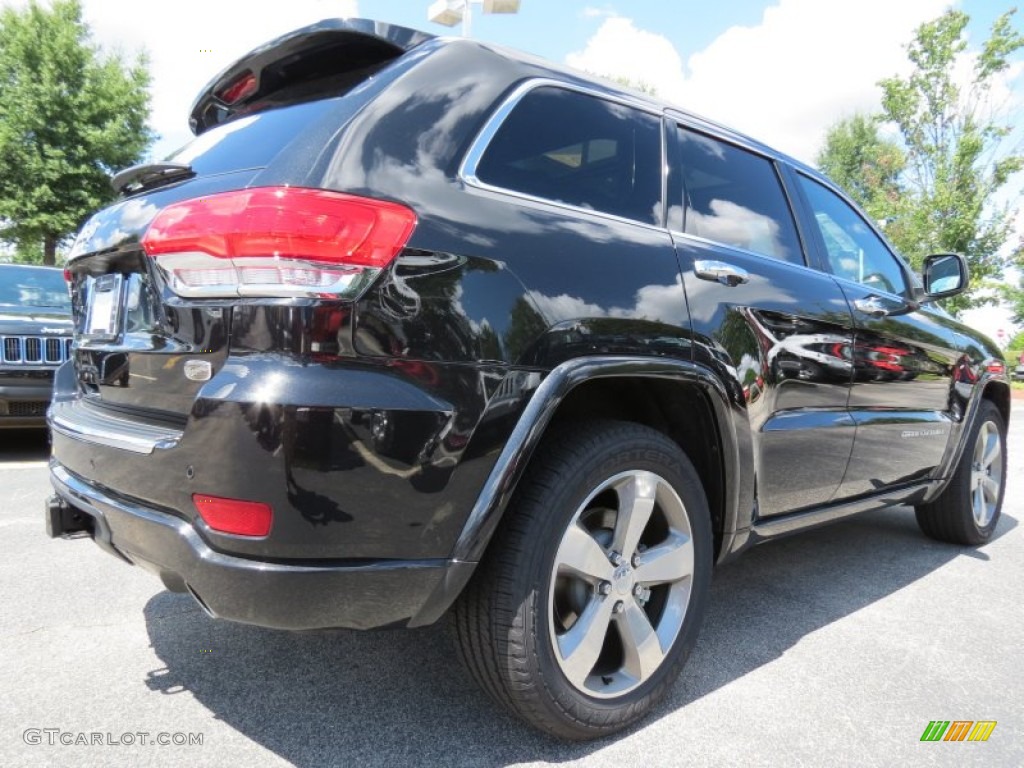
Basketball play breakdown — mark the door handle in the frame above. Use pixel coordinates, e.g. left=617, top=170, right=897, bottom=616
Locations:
left=694, top=260, right=750, bottom=287
left=853, top=296, right=890, bottom=318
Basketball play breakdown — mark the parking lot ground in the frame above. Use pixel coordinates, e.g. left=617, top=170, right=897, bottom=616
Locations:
left=1, top=412, right=1022, bottom=767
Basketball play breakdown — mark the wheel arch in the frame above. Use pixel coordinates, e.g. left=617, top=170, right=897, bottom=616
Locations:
left=408, top=356, right=749, bottom=627
left=923, top=375, right=1011, bottom=506
left=982, top=379, right=1010, bottom=427
left=452, top=356, right=744, bottom=566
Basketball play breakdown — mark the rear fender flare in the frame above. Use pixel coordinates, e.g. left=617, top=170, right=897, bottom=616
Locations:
left=408, top=355, right=750, bottom=627
left=451, top=355, right=743, bottom=563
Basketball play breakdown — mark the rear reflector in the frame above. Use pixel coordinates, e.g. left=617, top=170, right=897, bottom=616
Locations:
left=142, top=187, right=416, bottom=298
left=193, top=494, right=273, bottom=537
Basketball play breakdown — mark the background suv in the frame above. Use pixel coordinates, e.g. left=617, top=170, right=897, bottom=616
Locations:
left=0, top=264, right=73, bottom=428
left=46, top=18, right=1009, bottom=739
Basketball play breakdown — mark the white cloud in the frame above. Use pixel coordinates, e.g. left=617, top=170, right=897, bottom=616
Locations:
left=75, top=0, right=359, bottom=158
left=567, top=0, right=951, bottom=163
left=527, top=275, right=688, bottom=326
left=566, top=16, right=686, bottom=100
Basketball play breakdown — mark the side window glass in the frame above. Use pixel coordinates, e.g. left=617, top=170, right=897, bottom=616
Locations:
left=474, top=87, right=661, bottom=224
left=677, top=127, right=803, bottom=264
left=797, top=175, right=908, bottom=296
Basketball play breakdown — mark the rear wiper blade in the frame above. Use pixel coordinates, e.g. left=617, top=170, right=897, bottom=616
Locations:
left=111, top=162, right=195, bottom=195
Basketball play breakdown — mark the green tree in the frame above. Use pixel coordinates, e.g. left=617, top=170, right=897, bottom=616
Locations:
left=1004, top=329, right=1024, bottom=362
left=818, top=113, right=906, bottom=224
left=609, top=75, right=658, bottom=97
left=0, top=0, right=152, bottom=265
left=816, top=9, right=1024, bottom=313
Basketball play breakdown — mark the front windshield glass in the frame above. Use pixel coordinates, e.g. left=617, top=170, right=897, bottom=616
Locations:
left=0, top=266, right=71, bottom=310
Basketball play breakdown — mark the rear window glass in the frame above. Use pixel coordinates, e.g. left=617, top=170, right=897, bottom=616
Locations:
left=166, top=99, right=340, bottom=175
left=0, top=267, right=70, bottom=310
left=677, top=127, right=803, bottom=264
left=474, top=87, right=662, bottom=225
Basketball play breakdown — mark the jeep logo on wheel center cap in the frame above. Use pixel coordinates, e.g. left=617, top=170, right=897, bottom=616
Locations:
left=183, top=360, right=212, bottom=382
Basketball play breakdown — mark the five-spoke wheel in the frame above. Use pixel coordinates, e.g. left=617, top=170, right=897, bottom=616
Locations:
left=549, top=470, right=694, bottom=697
left=453, top=420, right=711, bottom=740
left=969, top=419, right=1003, bottom=528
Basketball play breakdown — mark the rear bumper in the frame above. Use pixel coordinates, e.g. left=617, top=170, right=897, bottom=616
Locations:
left=49, top=461, right=473, bottom=630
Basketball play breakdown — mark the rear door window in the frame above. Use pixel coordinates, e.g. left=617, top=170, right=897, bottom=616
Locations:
left=472, top=86, right=662, bottom=225
left=676, top=127, right=804, bottom=264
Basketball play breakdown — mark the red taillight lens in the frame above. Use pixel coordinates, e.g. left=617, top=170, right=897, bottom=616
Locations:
left=986, top=361, right=1005, bottom=374
left=142, top=187, right=416, bottom=298
left=216, top=71, right=257, bottom=105
left=193, top=494, right=273, bottom=537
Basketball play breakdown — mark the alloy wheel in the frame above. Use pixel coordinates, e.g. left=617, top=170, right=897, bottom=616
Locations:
left=970, top=420, right=1003, bottom=528
left=547, top=470, right=694, bottom=698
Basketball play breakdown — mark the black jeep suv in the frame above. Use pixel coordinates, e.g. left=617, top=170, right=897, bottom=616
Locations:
left=47, top=19, right=1009, bottom=739
left=0, top=264, right=73, bottom=428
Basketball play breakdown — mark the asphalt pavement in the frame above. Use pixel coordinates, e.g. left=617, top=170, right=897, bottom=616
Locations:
left=1, top=408, right=1022, bottom=768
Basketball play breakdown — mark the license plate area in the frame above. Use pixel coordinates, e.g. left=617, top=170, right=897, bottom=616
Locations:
left=84, top=274, right=124, bottom=340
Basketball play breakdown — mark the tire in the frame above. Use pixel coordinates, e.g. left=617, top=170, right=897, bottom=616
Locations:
left=915, top=400, right=1006, bottom=545
left=452, top=420, right=712, bottom=740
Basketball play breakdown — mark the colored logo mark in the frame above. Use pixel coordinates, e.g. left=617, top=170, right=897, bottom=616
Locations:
left=920, top=720, right=997, bottom=742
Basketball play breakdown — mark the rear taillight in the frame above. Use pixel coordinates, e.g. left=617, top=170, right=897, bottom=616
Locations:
left=193, top=494, right=273, bottom=537
left=141, top=187, right=416, bottom=299
left=216, top=71, right=257, bottom=105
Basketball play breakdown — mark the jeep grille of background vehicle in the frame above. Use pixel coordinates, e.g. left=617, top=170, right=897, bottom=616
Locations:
left=1, top=336, right=73, bottom=366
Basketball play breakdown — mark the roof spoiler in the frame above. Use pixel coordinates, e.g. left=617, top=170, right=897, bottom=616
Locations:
left=189, top=18, right=435, bottom=135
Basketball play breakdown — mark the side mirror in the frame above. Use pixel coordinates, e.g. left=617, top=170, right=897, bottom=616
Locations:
left=922, top=253, right=968, bottom=300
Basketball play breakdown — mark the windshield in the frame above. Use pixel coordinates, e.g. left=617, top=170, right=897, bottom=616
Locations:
left=0, top=266, right=71, bottom=310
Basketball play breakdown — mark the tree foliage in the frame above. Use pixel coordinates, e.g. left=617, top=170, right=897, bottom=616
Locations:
left=0, top=0, right=152, bottom=265
left=609, top=75, right=658, bottom=97
left=817, top=114, right=906, bottom=224
left=817, top=9, right=1023, bottom=313
left=1004, top=329, right=1024, bottom=362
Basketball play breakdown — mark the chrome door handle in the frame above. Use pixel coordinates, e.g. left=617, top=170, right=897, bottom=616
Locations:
left=694, top=260, right=750, bottom=287
left=853, top=296, right=889, bottom=318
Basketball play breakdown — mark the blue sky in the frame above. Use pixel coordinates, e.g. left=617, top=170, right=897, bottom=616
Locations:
left=364, top=1, right=1016, bottom=73
left=1, top=0, right=1017, bottom=179
left=27, top=0, right=1013, bottom=166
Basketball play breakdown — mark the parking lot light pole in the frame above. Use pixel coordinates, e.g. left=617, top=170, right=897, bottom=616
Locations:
left=427, top=0, right=521, bottom=38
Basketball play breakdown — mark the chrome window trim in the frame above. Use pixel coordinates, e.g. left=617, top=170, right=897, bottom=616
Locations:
left=458, top=78, right=666, bottom=232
